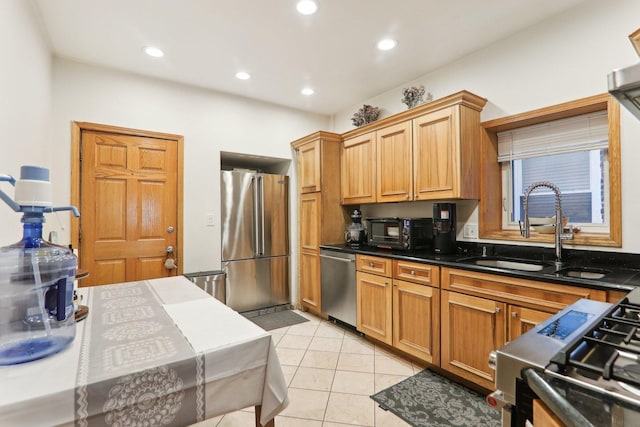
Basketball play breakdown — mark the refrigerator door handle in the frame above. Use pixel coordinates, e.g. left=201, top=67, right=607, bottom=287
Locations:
left=252, top=175, right=261, bottom=257
left=259, top=175, right=265, bottom=256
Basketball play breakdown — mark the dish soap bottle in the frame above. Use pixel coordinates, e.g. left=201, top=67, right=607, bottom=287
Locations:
left=0, top=166, right=80, bottom=364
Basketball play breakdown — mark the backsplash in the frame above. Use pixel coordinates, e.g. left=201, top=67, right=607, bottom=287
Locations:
left=458, top=241, right=640, bottom=270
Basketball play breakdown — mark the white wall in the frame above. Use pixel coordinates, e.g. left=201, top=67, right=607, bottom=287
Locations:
left=332, top=0, right=640, bottom=253
left=0, top=0, right=52, bottom=243
left=51, top=60, right=329, bottom=278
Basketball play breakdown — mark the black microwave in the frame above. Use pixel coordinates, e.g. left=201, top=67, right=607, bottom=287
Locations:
left=366, top=217, right=433, bottom=251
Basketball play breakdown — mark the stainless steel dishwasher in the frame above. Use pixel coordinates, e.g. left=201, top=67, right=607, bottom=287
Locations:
left=320, top=248, right=356, bottom=328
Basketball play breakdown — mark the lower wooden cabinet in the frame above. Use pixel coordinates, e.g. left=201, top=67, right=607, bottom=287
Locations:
left=356, top=256, right=440, bottom=363
left=441, top=290, right=505, bottom=390
left=354, top=260, right=613, bottom=390
left=356, top=271, right=393, bottom=345
left=393, top=279, right=440, bottom=364
left=300, top=251, right=321, bottom=311
left=533, top=399, right=564, bottom=427
left=440, top=267, right=605, bottom=389
left=509, top=305, right=554, bottom=341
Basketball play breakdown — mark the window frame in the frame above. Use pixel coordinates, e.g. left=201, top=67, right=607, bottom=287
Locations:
left=479, top=94, right=621, bottom=247
left=502, top=149, right=610, bottom=232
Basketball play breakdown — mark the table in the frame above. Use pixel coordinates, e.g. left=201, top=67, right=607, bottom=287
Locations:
left=0, top=276, right=289, bottom=426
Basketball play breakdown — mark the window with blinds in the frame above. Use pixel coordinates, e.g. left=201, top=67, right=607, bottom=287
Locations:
left=499, top=111, right=609, bottom=231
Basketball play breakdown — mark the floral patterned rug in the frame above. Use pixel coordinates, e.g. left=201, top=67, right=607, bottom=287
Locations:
left=370, top=369, right=501, bottom=427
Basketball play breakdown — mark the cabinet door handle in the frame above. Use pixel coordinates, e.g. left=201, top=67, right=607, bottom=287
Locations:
left=495, top=307, right=502, bottom=313
left=410, top=270, right=416, bottom=275
left=369, top=262, right=375, bottom=267
left=512, top=312, right=518, bottom=318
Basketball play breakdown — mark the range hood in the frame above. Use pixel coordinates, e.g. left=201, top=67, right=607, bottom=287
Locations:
left=608, top=29, right=640, bottom=120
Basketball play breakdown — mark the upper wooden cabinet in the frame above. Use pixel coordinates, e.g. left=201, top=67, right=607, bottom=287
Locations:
left=376, top=121, right=413, bottom=202
left=341, top=131, right=376, bottom=204
left=297, top=139, right=321, bottom=193
left=341, top=91, right=487, bottom=204
left=413, top=105, right=482, bottom=200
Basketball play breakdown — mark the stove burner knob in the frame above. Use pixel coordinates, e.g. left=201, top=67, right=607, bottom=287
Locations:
left=488, top=351, right=497, bottom=370
left=486, top=395, right=498, bottom=407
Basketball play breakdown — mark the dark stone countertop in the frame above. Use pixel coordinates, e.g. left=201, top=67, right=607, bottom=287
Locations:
left=320, top=241, right=640, bottom=294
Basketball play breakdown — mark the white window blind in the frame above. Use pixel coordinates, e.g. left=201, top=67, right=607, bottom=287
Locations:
left=497, top=111, right=608, bottom=162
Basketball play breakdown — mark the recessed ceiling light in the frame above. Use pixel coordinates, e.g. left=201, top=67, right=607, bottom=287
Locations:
left=235, top=71, right=251, bottom=80
left=296, top=0, right=318, bottom=15
left=301, top=87, right=315, bottom=96
left=377, top=38, right=397, bottom=51
left=144, top=46, right=164, bottom=58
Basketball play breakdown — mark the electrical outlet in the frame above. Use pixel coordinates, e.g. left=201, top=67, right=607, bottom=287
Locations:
left=463, top=224, right=478, bottom=239
left=207, top=213, right=215, bottom=227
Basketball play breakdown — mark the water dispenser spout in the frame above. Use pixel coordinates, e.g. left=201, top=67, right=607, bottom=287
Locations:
left=0, top=166, right=80, bottom=220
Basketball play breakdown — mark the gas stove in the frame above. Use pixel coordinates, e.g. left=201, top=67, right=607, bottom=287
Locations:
left=489, top=287, right=640, bottom=426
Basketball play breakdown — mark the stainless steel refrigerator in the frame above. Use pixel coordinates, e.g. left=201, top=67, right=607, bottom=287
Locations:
left=221, top=170, right=289, bottom=313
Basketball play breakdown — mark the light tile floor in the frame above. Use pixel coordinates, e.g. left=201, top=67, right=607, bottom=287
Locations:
left=194, top=310, right=422, bottom=426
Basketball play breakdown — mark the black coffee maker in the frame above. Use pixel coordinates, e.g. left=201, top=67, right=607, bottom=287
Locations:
left=433, top=203, right=456, bottom=254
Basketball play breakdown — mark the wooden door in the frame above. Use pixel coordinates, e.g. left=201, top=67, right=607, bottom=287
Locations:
left=376, top=122, right=413, bottom=202
left=75, top=125, right=182, bottom=286
left=509, top=306, right=553, bottom=341
left=297, top=140, right=321, bottom=193
left=356, top=271, right=392, bottom=344
left=341, top=131, right=376, bottom=204
left=413, top=107, right=458, bottom=200
left=393, top=280, right=440, bottom=364
left=441, top=290, right=505, bottom=390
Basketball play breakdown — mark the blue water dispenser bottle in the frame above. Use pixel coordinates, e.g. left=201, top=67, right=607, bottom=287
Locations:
left=0, top=166, right=80, bottom=364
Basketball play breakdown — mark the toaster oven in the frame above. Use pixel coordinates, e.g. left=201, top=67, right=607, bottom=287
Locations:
left=366, top=217, right=433, bottom=250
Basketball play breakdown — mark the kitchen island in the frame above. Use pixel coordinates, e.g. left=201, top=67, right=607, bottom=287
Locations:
left=0, top=276, right=288, bottom=427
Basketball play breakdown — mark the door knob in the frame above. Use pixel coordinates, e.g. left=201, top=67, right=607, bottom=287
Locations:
left=512, top=312, right=518, bottom=318
left=166, top=246, right=174, bottom=253
left=167, top=226, right=175, bottom=233
left=495, top=307, right=502, bottom=313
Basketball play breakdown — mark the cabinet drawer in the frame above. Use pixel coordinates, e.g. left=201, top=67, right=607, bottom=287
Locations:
left=393, top=260, right=439, bottom=287
left=441, top=267, right=607, bottom=312
left=356, top=255, right=392, bottom=277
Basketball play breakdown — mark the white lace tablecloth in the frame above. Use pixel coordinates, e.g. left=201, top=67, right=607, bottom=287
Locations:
left=0, top=276, right=289, bottom=426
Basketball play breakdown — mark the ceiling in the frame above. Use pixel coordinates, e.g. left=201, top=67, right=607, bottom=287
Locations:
left=32, top=0, right=587, bottom=115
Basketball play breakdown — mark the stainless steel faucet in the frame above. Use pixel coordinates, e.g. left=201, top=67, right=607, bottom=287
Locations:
left=520, top=181, right=573, bottom=267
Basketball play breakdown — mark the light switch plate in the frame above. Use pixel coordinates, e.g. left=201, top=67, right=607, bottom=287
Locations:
left=207, top=213, right=215, bottom=227
left=463, top=224, right=478, bottom=239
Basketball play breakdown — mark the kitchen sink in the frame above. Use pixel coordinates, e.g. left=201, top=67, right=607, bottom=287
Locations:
left=554, top=267, right=610, bottom=280
left=457, top=256, right=550, bottom=272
